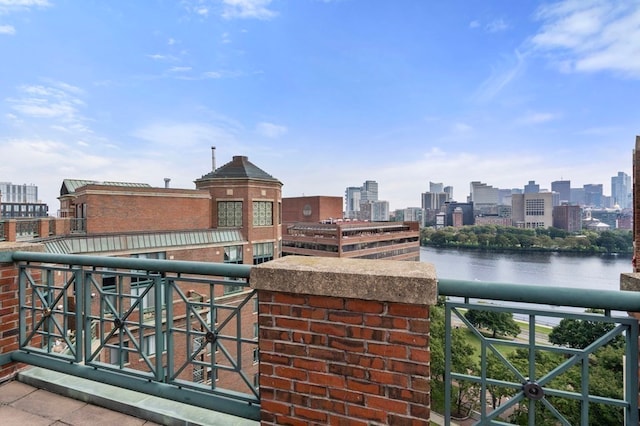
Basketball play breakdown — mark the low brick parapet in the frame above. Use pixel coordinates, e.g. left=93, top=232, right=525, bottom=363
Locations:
left=0, top=243, right=45, bottom=381
left=251, top=256, right=437, bottom=425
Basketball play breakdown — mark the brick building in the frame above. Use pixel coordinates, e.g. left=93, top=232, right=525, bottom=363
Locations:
left=32, top=154, right=282, bottom=396
left=282, top=195, right=420, bottom=261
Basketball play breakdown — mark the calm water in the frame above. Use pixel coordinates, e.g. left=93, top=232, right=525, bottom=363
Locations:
left=420, top=246, right=633, bottom=291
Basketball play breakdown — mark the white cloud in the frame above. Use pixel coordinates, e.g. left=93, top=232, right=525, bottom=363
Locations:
left=486, top=18, right=509, bottom=33
left=531, top=0, right=640, bottom=77
left=147, top=53, right=178, bottom=61
left=0, top=24, right=15, bottom=34
left=0, top=0, right=49, bottom=11
left=452, top=122, right=472, bottom=133
left=5, top=81, right=92, bottom=136
left=256, top=122, right=287, bottom=138
left=221, top=0, right=277, bottom=20
left=469, top=20, right=480, bottom=29
left=473, top=50, right=526, bottom=102
left=133, top=122, right=239, bottom=148
left=168, top=66, right=192, bottom=73
left=516, top=111, right=561, bottom=125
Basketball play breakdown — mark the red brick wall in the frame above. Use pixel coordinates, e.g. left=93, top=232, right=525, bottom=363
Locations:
left=258, top=290, right=430, bottom=425
left=0, top=260, right=33, bottom=381
left=75, top=186, right=211, bottom=234
left=196, top=179, right=282, bottom=260
left=282, top=196, right=343, bottom=223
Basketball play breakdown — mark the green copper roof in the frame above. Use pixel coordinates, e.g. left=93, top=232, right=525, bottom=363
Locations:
left=60, top=179, right=151, bottom=196
left=198, top=155, right=280, bottom=183
left=43, top=229, right=245, bottom=254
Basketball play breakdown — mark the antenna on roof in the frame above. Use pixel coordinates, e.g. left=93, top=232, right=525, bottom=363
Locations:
left=211, top=146, right=216, bottom=172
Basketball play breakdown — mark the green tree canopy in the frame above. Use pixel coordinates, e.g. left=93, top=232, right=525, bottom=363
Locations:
left=549, top=309, right=622, bottom=349
left=464, top=309, right=520, bottom=338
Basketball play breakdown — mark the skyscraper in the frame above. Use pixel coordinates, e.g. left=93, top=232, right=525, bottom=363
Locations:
left=344, top=186, right=361, bottom=219
left=429, top=182, right=444, bottom=193
left=361, top=180, right=379, bottom=202
left=524, top=180, right=540, bottom=194
left=583, top=184, right=603, bottom=208
left=551, top=180, right=571, bottom=205
left=611, top=172, right=631, bottom=209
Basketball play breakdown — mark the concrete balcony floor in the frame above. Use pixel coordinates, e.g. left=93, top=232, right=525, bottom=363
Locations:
left=0, top=368, right=258, bottom=426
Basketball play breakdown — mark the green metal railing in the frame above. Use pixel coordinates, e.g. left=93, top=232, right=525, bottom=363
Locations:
left=439, top=279, right=640, bottom=425
left=0, top=251, right=259, bottom=421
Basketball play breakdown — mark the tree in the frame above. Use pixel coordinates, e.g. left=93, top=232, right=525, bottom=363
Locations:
left=486, top=352, right=517, bottom=409
left=464, top=309, right=520, bottom=338
left=549, top=309, right=622, bottom=349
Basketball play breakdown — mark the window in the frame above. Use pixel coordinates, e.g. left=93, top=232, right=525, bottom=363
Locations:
left=253, top=322, right=259, bottom=339
left=253, top=373, right=259, bottom=389
left=102, top=274, right=117, bottom=314
left=253, top=347, right=259, bottom=364
left=253, top=201, right=273, bottom=226
left=253, top=242, right=274, bottom=265
left=130, top=253, right=166, bottom=312
left=143, top=333, right=165, bottom=356
left=223, top=245, right=245, bottom=294
left=218, top=201, right=242, bottom=227
left=109, top=341, right=129, bottom=365
left=253, top=296, right=258, bottom=314
left=525, top=199, right=545, bottom=216
left=131, top=278, right=166, bottom=311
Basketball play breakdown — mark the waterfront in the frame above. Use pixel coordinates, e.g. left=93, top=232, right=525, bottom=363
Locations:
left=420, top=246, right=632, bottom=291
left=421, top=246, right=634, bottom=325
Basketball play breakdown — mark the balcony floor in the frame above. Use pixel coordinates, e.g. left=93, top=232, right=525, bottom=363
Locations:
left=0, top=367, right=258, bottom=426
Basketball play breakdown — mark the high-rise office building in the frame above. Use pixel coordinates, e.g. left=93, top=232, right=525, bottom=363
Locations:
left=583, top=184, right=603, bottom=208
left=444, top=186, right=453, bottom=200
left=511, top=192, right=553, bottom=228
left=344, top=187, right=361, bottom=219
left=551, top=180, right=571, bottom=205
left=361, top=180, right=379, bottom=203
left=524, top=180, right=540, bottom=194
left=0, top=182, right=48, bottom=218
left=470, top=181, right=499, bottom=214
left=345, top=180, right=379, bottom=219
left=611, top=172, right=631, bottom=209
left=371, top=200, right=390, bottom=221
left=429, top=182, right=444, bottom=193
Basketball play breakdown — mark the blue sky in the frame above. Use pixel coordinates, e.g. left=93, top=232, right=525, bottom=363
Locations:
left=1, top=0, right=638, bottom=213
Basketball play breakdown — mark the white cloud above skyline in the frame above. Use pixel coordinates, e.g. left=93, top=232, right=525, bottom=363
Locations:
left=0, top=0, right=637, bottom=213
left=531, top=0, right=640, bottom=77
left=0, top=24, right=15, bottom=34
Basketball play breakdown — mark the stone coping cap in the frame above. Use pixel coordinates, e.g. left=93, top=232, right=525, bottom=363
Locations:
left=250, top=256, right=437, bottom=305
left=620, top=272, right=640, bottom=292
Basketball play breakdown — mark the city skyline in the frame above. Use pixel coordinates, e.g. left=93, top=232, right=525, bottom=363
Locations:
left=1, top=0, right=638, bottom=211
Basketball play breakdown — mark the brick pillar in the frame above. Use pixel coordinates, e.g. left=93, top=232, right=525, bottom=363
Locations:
left=37, top=218, right=49, bottom=238
left=5, top=220, right=16, bottom=243
left=0, top=243, right=44, bottom=381
left=251, top=256, right=437, bottom=425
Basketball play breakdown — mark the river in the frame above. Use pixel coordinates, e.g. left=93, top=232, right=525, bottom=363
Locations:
left=420, top=246, right=633, bottom=292
left=420, top=246, right=635, bottom=324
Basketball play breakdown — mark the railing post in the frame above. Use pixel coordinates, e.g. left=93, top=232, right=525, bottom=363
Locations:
left=0, top=244, right=45, bottom=381
left=621, top=272, right=640, bottom=415
left=251, top=256, right=437, bottom=425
